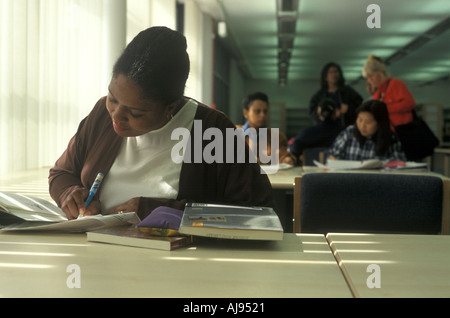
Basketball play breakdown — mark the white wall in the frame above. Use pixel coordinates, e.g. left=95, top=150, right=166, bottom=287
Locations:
left=127, top=0, right=176, bottom=43
left=184, top=0, right=214, bottom=106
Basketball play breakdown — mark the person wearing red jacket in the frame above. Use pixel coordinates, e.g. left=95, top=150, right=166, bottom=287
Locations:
left=362, top=54, right=416, bottom=130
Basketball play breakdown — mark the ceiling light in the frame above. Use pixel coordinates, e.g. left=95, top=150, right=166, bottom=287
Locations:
left=385, top=16, right=450, bottom=66
left=426, top=16, right=450, bottom=36
left=278, top=37, right=294, bottom=51
left=278, top=17, right=297, bottom=35
left=279, top=61, right=289, bottom=68
left=277, top=0, right=299, bottom=13
left=276, top=0, right=300, bottom=86
left=217, top=21, right=227, bottom=38
left=279, top=50, right=291, bottom=61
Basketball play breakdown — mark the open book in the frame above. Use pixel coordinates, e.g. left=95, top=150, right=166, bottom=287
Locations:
left=314, top=159, right=384, bottom=170
left=260, top=163, right=294, bottom=174
left=314, top=159, right=428, bottom=172
left=0, top=191, right=140, bottom=232
left=179, top=203, right=283, bottom=240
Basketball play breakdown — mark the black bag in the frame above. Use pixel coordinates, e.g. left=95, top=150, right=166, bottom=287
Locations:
left=395, top=112, right=439, bottom=161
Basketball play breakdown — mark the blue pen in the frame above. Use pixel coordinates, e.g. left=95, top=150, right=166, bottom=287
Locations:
left=85, top=172, right=104, bottom=208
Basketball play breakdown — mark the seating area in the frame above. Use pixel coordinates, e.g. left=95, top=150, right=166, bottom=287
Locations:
left=293, top=173, right=450, bottom=235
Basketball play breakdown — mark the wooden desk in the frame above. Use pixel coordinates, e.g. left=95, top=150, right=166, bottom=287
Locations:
left=266, top=167, right=302, bottom=232
left=0, top=232, right=352, bottom=298
left=327, top=233, right=450, bottom=298
left=267, top=166, right=302, bottom=189
left=302, top=165, right=446, bottom=177
left=433, top=147, right=450, bottom=177
left=268, top=165, right=446, bottom=189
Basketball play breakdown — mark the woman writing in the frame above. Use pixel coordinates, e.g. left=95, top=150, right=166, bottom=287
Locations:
left=328, top=100, right=405, bottom=162
left=49, top=27, right=273, bottom=220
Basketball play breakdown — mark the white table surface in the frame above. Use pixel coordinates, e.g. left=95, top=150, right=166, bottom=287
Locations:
left=267, top=166, right=303, bottom=189
left=327, top=233, right=450, bottom=298
left=0, top=232, right=352, bottom=298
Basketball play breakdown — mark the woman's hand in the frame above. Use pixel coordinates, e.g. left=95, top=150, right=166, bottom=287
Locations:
left=61, top=186, right=101, bottom=220
left=280, top=154, right=295, bottom=165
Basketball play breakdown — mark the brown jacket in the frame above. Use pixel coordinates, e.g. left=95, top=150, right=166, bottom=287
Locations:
left=49, top=97, right=274, bottom=219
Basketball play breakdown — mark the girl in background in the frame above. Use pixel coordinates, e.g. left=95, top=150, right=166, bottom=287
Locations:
left=328, top=99, right=406, bottom=162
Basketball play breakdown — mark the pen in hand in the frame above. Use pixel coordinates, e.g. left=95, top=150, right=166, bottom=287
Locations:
left=78, top=172, right=104, bottom=219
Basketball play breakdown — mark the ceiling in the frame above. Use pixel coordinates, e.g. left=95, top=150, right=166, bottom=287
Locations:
left=195, top=0, right=450, bottom=86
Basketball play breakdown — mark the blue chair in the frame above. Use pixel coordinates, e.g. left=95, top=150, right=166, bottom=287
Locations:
left=301, top=147, right=329, bottom=166
left=293, top=172, right=450, bottom=234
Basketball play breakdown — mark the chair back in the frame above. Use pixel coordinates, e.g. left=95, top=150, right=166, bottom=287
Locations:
left=293, top=173, right=450, bottom=234
left=301, top=147, right=329, bottom=166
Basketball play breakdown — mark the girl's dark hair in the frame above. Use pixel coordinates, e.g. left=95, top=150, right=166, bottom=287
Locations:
left=242, top=92, right=269, bottom=110
left=354, top=100, right=393, bottom=156
left=320, top=62, right=345, bottom=89
left=113, top=26, right=190, bottom=105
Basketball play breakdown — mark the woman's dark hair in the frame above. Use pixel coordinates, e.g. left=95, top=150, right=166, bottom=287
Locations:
left=320, top=62, right=345, bottom=89
left=242, top=92, right=269, bottom=110
left=354, top=100, right=393, bottom=156
left=113, top=26, right=190, bottom=105
left=318, top=98, right=338, bottom=122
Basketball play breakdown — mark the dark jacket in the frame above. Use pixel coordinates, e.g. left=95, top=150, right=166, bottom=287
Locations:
left=309, top=85, right=363, bottom=127
left=290, top=119, right=343, bottom=157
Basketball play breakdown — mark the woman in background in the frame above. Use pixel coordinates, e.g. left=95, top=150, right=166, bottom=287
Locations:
left=362, top=54, right=416, bottom=130
left=328, top=99, right=405, bottom=162
left=309, top=62, right=363, bottom=127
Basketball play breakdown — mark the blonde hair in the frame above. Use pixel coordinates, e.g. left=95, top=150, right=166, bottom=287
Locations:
left=362, top=54, right=387, bottom=78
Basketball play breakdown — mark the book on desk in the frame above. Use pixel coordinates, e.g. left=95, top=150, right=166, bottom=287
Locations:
left=88, top=203, right=284, bottom=251
left=178, top=203, right=284, bottom=241
left=0, top=191, right=139, bottom=232
left=87, top=225, right=193, bottom=251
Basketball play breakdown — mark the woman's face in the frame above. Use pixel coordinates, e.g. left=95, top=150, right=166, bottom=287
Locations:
left=106, top=74, right=173, bottom=137
left=366, top=71, right=384, bottom=89
left=356, top=111, right=378, bottom=137
left=326, top=66, right=340, bottom=85
left=243, top=100, right=268, bottom=129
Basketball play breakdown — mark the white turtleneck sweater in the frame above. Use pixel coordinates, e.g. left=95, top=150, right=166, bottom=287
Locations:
left=99, top=99, right=198, bottom=212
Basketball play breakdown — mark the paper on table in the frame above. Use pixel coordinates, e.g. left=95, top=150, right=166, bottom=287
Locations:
left=260, top=163, right=294, bottom=174
left=0, top=212, right=140, bottom=232
left=314, top=159, right=383, bottom=170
